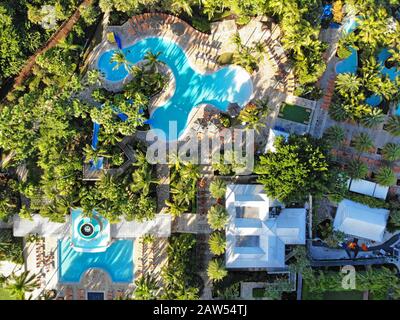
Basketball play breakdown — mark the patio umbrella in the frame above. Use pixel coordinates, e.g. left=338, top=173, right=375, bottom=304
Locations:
left=171, top=23, right=185, bottom=36
left=227, top=102, right=241, bottom=117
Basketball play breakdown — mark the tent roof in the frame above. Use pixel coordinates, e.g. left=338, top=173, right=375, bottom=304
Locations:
left=333, top=199, right=389, bottom=242
left=349, top=179, right=389, bottom=200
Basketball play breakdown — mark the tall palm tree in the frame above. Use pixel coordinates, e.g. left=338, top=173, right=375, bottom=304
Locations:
left=6, top=271, right=38, bottom=300
left=208, top=232, right=226, bottom=256
left=165, top=200, right=188, bottom=217
left=382, top=143, right=400, bottom=162
left=130, top=166, right=159, bottom=196
left=335, top=73, right=362, bottom=98
left=209, top=178, right=227, bottom=200
left=329, top=102, right=348, bottom=122
left=143, top=51, right=165, bottom=73
left=351, top=132, right=374, bottom=154
left=346, top=159, right=369, bottom=180
left=207, top=259, right=228, bottom=282
left=134, top=275, right=158, bottom=300
left=386, top=116, right=400, bottom=136
left=375, top=166, right=397, bottom=186
left=110, top=50, right=132, bottom=72
left=322, top=125, right=346, bottom=148
left=207, top=204, right=229, bottom=231
left=167, top=0, right=193, bottom=16
left=360, top=108, right=385, bottom=128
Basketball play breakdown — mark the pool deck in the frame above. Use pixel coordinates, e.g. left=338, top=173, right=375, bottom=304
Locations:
left=85, top=13, right=313, bottom=152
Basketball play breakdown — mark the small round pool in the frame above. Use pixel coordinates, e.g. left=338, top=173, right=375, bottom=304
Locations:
left=77, top=216, right=102, bottom=240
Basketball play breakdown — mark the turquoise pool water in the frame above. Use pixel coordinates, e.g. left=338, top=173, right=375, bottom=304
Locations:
left=336, top=18, right=398, bottom=109
left=97, top=37, right=253, bottom=140
left=335, top=47, right=358, bottom=74
left=58, top=239, right=134, bottom=283
left=70, top=208, right=111, bottom=252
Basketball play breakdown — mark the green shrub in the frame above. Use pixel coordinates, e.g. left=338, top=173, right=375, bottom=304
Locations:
left=217, top=52, right=234, bottom=65
left=191, top=16, right=211, bottom=33
left=0, top=230, right=23, bottom=264
left=337, top=45, right=352, bottom=59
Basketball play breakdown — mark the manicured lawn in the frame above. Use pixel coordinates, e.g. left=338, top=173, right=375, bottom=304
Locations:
left=0, top=288, right=14, bottom=300
left=278, top=103, right=312, bottom=124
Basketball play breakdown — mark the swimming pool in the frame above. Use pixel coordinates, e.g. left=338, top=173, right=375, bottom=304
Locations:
left=97, top=37, right=253, bottom=140
left=58, top=238, right=134, bottom=283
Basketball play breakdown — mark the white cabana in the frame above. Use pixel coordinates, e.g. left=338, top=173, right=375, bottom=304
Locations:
left=348, top=179, right=389, bottom=200
left=13, top=214, right=70, bottom=238
left=333, top=199, right=389, bottom=242
left=110, top=214, right=171, bottom=238
left=13, top=213, right=172, bottom=238
left=225, top=184, right=306, bottom=269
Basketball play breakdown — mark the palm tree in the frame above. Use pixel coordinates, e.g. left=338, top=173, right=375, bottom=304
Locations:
left=167, top=0, right=193, bottom=16
left=143, top=51, right=165, bottom=73
left=351, top=132, right=374, bottom=154
left=329, top=102, right=348, bottom=122
left=130, top=166, right=159, bottom=196
left=134, top=275, right=158, bottom=300
left=207, top=204, right=229, bottom=231
left=386, top=116, right=400, bottom=136
left=375, top=167, right=397, bottom=186
left=346, top=159, right=368, bottom=180
left=230, top=32, right=242, bottom=50
left=209, top=178, right=227, bottom=200
left=6, top=271, right=38, bottom=300
left=382, top=143, right=400, bottom=162
left=208, top=232, right=226, bottom=256
left=83, top=144, right=110, bottom=164
left=335, top=73, right=361, bottom=98
left=360, top=108, right=385, bottom=128
left=322, top=125, right=345, bottom=148
left=110, top=50, right=132, bottom=72
left=165, top=200, right=188, bottom=217
left=207, top=259, right=228, bottom=282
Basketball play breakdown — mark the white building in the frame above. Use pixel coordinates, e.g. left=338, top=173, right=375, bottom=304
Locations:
left=333, top=199, right=389, bottom=242
left=225, top=184, right=306, bottom=269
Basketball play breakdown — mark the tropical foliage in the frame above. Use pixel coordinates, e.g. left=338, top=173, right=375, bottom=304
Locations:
left=207, top=204, right=229, bottom=231
left=207, top=259, right=228, bottom=282
left=255, top=134, right=344, bottom=202
left=161, top=234, right=200, bottom=300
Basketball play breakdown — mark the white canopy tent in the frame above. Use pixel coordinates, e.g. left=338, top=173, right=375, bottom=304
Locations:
left=333, top=199, right=389, bottom=242
left=348, top=179, right=389, bottom=200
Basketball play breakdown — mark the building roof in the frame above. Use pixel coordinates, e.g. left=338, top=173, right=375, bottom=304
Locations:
left=225, top=184, right=306, bottom=269
left=348, top=178, right=389, bottom=200
left=333, top=199, right=389, bottom=242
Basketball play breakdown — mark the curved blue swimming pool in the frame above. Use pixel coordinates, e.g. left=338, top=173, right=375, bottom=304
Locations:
left=58, top=239, right=134, bottom=283
left=97, top=37, right=253, bottom=140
